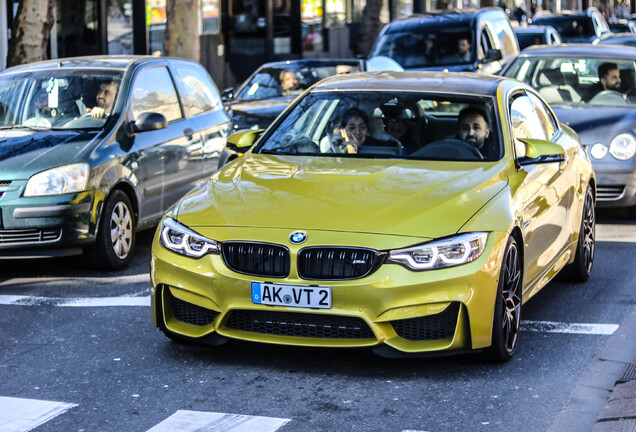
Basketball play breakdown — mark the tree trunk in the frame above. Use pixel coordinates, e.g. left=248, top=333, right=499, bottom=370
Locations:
left=7, top=0, right=55, bottom=68
left=164, top=0, right=200, bottom=62
left=356, top=0, right=384, bottom=58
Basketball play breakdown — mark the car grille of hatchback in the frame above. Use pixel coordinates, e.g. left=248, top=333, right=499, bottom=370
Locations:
left=224, top=310, right=375, bottom=339
left=391, top=302, right=461, bottom=341
left=298, top=247, right=382, bottom=280
left=167, top=289, right=218, bottom=327
left=221, top=242, right=290, bottom=277
left=0, top=228, right=61, bottom=245
left=596, top=185, right=625, bottom=201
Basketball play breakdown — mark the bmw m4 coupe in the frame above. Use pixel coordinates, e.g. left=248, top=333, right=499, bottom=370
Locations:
left=151, top=72, right=595, bottom=361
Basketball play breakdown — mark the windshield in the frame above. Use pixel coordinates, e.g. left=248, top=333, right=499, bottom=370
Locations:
left=534, top=16, right=594, bottom=38
left=369, top=25, right=473, bottom=68
left=504, top=56, right=636, bottom=106
left=235, top=61, right=363, bottom=101
left=516, top=32, right=546, bottom=50
left=0, top=69, right=123, bottom=130
left=254, top=91, right=501, bottom=161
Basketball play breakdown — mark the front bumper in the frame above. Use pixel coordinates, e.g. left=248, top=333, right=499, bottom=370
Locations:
left=586, top=150, right=636, bottom=208
left=0, top=184, right=100, bottom=258
left=150, top=227, right=508, bottom=355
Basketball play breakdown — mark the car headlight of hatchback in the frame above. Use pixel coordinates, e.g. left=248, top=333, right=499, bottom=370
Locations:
left=609, top=133, right=636, bottom=160
left=387, top=232, right=488, bottom=271
left=24, top=163, right=89, bottom=196
left=159, top=217, right=219, bottom=258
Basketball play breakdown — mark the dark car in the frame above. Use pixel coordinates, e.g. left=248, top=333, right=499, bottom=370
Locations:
left=368, top=8, right=519, bottom=74
left=514, top=25, right=562, bottom=50
left=599, top=32, right=636, bottom=47
left=219, top=57, right=402, bottom=166
left=501, top=44, right=636, bottom=215
left=0, top=56, right=230, bottom=269
left=531, top=8, right=610, bottom=43
left=609, top=19, right=636, bottom=34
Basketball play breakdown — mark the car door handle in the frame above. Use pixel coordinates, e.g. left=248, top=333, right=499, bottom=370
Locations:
left=184, top=128, right=194, bottom=141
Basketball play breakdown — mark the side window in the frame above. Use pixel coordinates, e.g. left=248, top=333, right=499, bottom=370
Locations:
left=479, top=29, right=493, bottom=58
left=527, top=92, right=558, bottom=140
left=130, top=66, right=182, bottom=122
left=509, top=94, right=548, bottom=157
left=174, top=64, right=222, bottom=116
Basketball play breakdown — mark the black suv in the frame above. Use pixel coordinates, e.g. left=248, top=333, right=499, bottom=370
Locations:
left=368, top=8, right=519, bottom=74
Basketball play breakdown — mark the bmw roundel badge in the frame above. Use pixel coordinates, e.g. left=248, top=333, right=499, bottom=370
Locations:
left=290, top=231, right=307, bottom=244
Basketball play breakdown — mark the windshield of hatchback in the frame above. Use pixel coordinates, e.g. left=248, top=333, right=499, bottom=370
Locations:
left=0, top=69, right=123, bottom=130
left=235, top=62, right=363, bottom=101
left=516, top=32, right=546, bottom=50
left=254, top=91, right=501, bottom=161
left=369, top=25, right=473, bottom=68
left=533, top=16, right=594, bottom=38
left=504, top=56, right=636, bottom=106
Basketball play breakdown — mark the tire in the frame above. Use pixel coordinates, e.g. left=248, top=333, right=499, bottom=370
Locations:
left=86, top=190, right=135, bottom=271
left=487, top=236, right=522, bottom=362
left=561, top=186, right=595, bottom=282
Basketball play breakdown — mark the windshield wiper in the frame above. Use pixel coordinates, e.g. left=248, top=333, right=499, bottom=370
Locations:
left=0, top=124, right=53, bottom=131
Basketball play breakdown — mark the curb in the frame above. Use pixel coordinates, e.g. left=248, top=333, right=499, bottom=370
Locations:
left=547, top=304, right=636, bottom=432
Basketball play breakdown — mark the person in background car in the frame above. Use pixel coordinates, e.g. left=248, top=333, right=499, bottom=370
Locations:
left=446, top=36, right=472, bottom=63
left=280, top=70, right=302, bottom=96
left=586, top=62, right=622, bottom=101
left=89, top=80, right=119, bottom=118
left=24, top=89, right=55, bottom=127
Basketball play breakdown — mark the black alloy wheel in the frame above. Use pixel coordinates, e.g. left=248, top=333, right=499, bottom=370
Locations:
left=488, top=236, right=522, bottom=362
left=562, top=186, right=595, bottom=282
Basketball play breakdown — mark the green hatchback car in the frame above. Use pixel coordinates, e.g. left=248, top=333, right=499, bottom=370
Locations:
left=0, top=56, right=229, bottom=269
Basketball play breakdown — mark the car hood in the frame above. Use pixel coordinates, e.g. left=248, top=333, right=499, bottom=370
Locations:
left=175, top=154, right=509, bottom=238
left=0, top=129, right=100, bottom=178
left=228, top=98, right=292, bottom=131
left=551, top=105, right=636, bottom=145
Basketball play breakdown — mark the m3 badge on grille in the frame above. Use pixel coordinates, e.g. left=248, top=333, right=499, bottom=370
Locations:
left=290, top=231, right=307, bottom=244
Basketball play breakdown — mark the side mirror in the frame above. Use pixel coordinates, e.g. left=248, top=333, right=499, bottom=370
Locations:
left=483, top=48, right=503, bottom=63
left=222, top=87, right=234, bottom=101
left=517, top=138, right=566, bottom=166
left=130, top=112, right=168, bottom=134
left=226, top=129, right=264, bottom=153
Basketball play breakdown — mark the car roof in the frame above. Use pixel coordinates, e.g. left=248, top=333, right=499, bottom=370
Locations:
left=312, top=71, right=505, bottom=96
left=383, top=7, right=503, bottom=31
left=518, top=43, right=636, bottom=58
left=515, top=26, right=553, bottom=33
left=2, top=55, right=170, bottom=73
left=256, top=59, right=363, bottom=69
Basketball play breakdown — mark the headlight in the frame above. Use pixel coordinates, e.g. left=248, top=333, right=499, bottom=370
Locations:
left=609, top=133, right=636, bottom=160
left=24, top=163, right=89, bottom=196
left=589, top=143, right=608, bottom=159
left=387, top=232, right=488, bottom=271
left=159, top=217, right=219, bottom=258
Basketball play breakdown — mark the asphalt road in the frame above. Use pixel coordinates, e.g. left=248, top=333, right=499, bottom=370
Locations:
left=1, top=209, right=635, bottom=432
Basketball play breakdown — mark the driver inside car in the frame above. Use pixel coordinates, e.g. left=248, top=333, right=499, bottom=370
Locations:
left=88, top=79, right=119, bottom=119
left=457, top=106, right=495, bottom=159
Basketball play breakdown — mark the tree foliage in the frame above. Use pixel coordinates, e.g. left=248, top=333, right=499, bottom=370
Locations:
left=7, top=0, right=56, bottom=67
left=164, top=0, right=200, bottom=61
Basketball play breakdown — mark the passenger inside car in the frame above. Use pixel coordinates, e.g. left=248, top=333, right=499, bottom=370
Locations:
left=280, top=70, right=303, bottom=96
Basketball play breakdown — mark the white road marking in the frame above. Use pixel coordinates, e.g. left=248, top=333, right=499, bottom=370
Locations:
left=0, top=273, right=149, bottom=288
left=0, top=294, right=150, bottom=307
left=0, top=396, right=77, bottom=432
left=145, top=410, right=290, bottom=432
left=596, top=223, right=636, bottom=243
left=521, top=321, right=619, bottom=335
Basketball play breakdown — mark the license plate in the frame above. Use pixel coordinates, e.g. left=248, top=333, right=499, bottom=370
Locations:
left=251, top=282, right=332, bottom=309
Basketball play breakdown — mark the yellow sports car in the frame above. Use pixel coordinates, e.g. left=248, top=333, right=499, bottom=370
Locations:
left=150, top=72, right=596, bottom=361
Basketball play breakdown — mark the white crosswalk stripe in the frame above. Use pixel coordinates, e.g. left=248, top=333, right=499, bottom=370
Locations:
left=145, top=410, right=290, bottom=432
left=0, top=396, right=77, bottom=432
